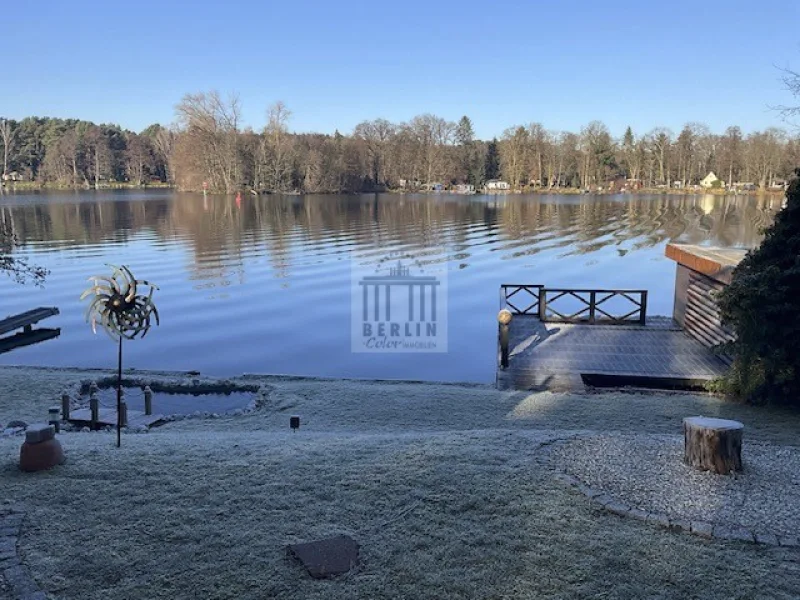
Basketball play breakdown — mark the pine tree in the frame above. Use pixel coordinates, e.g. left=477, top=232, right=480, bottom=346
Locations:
left=484, top=138, right=500, bottom=181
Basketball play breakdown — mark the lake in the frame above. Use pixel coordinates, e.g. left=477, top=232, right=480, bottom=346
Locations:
left=0, top=190, right=779, bottom=383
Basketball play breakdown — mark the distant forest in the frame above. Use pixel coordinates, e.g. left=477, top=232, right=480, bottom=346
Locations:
left=1, top=91, right=798, bottom=193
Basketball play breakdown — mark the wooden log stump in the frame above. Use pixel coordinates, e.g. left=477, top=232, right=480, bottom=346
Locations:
left=683, top=416, right=743, bottom=474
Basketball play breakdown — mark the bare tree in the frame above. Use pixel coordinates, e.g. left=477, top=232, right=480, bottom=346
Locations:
left=85, top=126, right=111, bottom=188
left=125, top=133, right=154, bottom=186
left=499, top=126, right=529, bottom=189
left=647, top=128, right=673, bottom=185
left=152, top=126, right=176, bottom=184
left=258, top=101, right=294, bottom=192
left=175, top=91, right=242, bottom=192
left=353, top=118, right=395, bottom=187
left=0, top=119, right=16, bottom=177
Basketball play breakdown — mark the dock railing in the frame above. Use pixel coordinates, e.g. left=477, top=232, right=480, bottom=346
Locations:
left=500, top=285, right=648, bottom=325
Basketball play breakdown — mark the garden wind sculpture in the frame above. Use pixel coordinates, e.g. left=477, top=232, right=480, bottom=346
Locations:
left=81, top=265, right=160, bottom=447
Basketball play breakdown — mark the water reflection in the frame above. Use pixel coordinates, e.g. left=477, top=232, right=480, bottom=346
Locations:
left=0, top=191, right=779, bottom=382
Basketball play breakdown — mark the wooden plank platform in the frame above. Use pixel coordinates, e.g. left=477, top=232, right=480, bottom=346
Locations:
left=0, top=306, right=60, bottom=354
left=0, top=328, right=60, bottom=354
left=496, top=315, right=730, bottom=392
left=68, top=408, right=165, bottom=429
left=0, top=307, right=59, bottom=336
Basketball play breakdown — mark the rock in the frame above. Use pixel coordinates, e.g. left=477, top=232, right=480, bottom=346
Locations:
left=6, top=420, right=27, bottom=430
left=690, top=521, right=714, bottom=537
left=755, top=532, right=780, bottom=546
left=287, top=534, right=359, bottom=579
left=80, top=427, right=90, bottom=433
left=668, top=519, right=690, bottom=532
left=713, top=525, right=754, bottom=543
left=24, top=424, right=55, bottom=444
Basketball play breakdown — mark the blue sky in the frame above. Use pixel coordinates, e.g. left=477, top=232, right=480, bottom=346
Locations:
left=7, top=0, right=800, bottom=139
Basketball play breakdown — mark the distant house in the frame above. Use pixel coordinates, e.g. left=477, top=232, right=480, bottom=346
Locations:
left=485, top=180, right=510, bottom=191
left=398, top=178, right=422, bottom=189
left=454, top=184, right=475, bottom=194
left=700, top=172, right=721, bottom=189
left=421, top=182, right=444, bottom=192
left=625, top=178, right=642, bottom=190
left=1, top=171, right=23, bottom=182
left=770, top=180, right=787, bottom=191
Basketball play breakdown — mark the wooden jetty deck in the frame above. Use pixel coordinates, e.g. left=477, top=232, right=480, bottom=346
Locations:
left=68, top=407, right=165, bottom=429
left=497, top=285, right=729, bottom=392
left=0, top=307, right=60, bottom=354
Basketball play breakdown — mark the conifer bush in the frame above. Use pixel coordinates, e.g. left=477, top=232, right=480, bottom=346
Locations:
left=717, top=172, right=800, bottom=404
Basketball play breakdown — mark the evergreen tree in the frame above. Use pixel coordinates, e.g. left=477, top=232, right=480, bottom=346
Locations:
left=484, top=138, right=500, bottom=181
left=718, top=172, right=800, bottom=404
left=455, top=116, right=474, bottom=146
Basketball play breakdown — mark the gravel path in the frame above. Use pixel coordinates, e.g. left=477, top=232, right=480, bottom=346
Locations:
left=553, top=433, right=800, bottom=539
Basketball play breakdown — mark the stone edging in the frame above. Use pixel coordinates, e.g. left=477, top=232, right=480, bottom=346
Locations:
left=538, top=435, right=800, bottom=548
left=0, top=511, right=46, bottom=600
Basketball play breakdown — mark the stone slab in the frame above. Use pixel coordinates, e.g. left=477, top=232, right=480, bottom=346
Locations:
left=287, top=535, right=359, bottom=578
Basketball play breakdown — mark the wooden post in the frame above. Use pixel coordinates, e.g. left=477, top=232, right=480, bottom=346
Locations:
left=538, top=289, right=547, bottom=321
left=683, top=416, right=743, bottom=474
left=498, top=309, right=513, bottom=369
left=119, top=401, right=128, bottom=428
left=639, top=291, right=648, bottom=325
left=589, top=291, right=596, bottom=324
left=143, top=386, right=153, bottom=416
left=61, top=391, right=70, bottom=421
left=90, top=394, right=99, bottom=430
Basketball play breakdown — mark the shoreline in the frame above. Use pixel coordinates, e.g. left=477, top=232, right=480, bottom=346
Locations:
left=0, top=183, right=786, bottom=197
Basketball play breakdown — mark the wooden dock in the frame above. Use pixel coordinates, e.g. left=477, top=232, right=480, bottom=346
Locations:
left=68, top=407, right=165, bottom=429
left=0, top=307, right=60, bottom=354
left=497, top=284, right=729, bottom=392
left=496, top=315, right=729, bottom=392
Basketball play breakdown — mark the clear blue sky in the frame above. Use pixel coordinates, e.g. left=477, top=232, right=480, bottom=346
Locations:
left=7, top=0, right=800, bottom=139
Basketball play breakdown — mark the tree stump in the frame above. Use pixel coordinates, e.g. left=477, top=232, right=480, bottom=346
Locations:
left=683, top=416, right=743, bottom=474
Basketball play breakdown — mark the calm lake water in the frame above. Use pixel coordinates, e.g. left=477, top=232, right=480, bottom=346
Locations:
left=0, top=190, right=779, bottom=383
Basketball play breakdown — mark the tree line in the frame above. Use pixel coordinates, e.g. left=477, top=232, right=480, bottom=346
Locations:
left=1, top=90, right=798, bottom=193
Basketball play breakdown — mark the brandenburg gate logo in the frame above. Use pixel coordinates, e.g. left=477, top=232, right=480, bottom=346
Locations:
left=351, top=257, right=448, bottom=353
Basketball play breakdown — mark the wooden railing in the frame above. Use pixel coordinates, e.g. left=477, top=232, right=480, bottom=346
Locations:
left=499, top=284, right=543, bottom=315
left=500, top=285, right=647, bottom=325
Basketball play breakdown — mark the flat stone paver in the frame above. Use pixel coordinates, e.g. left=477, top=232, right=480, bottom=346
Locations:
left=497, top=315, right=729, bottom=390
left=287, top=534, right=359, bottom=579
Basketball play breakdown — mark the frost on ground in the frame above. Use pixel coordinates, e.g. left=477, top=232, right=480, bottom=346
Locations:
left=552, top=434, right=800, bottom=538
left=1, top=367, right=800, bottom=599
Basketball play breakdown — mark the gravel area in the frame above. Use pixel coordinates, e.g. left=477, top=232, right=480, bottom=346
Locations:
left=553, top=433, right=800, bottom=539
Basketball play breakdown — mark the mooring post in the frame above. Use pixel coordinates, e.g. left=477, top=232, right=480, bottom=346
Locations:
left=498, top=309, right=513, bottom=369
left=90, top=393, right=99, bottom=430
left=119, top=400, right=128, bottom=428
left=143, top=386, right=153, bottom=416
left=61, top=391, right=71, bottom=421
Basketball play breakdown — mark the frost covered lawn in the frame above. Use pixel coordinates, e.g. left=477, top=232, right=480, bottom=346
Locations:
left=1, top=367, right=800, bottom=599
